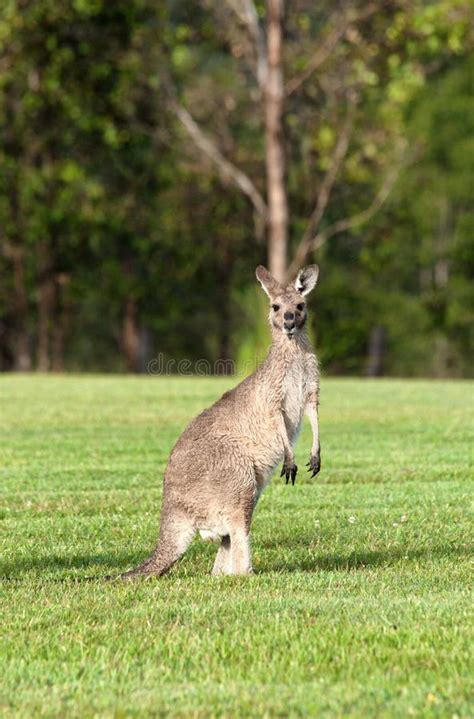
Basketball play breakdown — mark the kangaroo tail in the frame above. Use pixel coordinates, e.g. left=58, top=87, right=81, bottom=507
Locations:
left=117, top=513, right=195, bottom=581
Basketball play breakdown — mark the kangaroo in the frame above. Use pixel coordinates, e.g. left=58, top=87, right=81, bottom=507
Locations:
left=120, top=264, right=321, bottom=579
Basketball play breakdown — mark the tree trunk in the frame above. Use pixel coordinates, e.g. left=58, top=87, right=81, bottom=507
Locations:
left=37, top=278, right=55, bottom=372
left=51, top=322, right=65, bottom=372
left=122, top=295, right=140, bottom=373
left=51, top=274, right=70, bottom=372
left=265, top=0, right=288, bottom=282
left=365, top=325, right=386, bottom=377
left=8, top=247, right=32, bottom=371
left=434, top=195, right=450, bottom=289
left=138, top=326, right=152, bottom=374
left=215, top=234, right=233, bottom=375
left=3, top=179, right=32, bottom=370
left=36, top=242, right=55, bottom=372
left=216, top=314, right=233, bottom=375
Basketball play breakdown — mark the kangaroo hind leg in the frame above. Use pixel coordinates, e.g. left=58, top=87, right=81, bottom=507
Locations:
left=212, top=535, right=231, bottom=575
left=211, top=526, right=251, bottom=576
left=230, top=525, right=252, bottom=575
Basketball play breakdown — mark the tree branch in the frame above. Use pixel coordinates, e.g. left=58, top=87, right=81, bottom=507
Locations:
left=224, top=0, right=267, bottom=88
left=286, top=151, right=406, bottom=280
left=286, top=4, right=379, bottom=96
left=295, top=92, right=357, bottom=264
left=172, top=100, right=267, bottom=233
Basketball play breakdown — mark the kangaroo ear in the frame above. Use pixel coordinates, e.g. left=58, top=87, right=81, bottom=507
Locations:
left=294, top=265, right=319, bottom=296
left=256, top=265, right=281, bottom=298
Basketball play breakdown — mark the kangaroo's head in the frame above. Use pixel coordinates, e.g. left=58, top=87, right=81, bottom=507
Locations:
left=255, top=264, right=319, bottom=339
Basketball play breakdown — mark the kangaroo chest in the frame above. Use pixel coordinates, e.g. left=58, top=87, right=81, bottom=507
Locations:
left=281, top=357, right=308, bottom=441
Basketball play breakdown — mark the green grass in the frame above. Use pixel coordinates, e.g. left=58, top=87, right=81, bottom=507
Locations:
left=0, top=375, right=473, bottom=718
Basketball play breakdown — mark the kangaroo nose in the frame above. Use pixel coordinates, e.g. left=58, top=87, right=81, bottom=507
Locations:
left=284, top=311, right=295, bottom=331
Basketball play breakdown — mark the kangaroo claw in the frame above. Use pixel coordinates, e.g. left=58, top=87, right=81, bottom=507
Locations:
left=307, top=453, right=321, bottom=478
left=281, top=462, right=298, bottom=485
left=291, top=465, right=297, bottom=485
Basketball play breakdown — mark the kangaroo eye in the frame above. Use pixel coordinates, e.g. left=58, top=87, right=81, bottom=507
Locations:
left=297, top=303, right=305, bottom=311
left=272, top=304, right=280, bottom=312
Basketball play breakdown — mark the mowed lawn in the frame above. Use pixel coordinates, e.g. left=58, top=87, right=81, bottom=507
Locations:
left=0, top=376, right=472, bottom=718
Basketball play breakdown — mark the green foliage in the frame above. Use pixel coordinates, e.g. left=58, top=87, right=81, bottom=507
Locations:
left=379, top=55, right=474, bottom=376
left=234, top=285, right=270, bottom=374
left=1, top=376, right=473, bottom=716
left=0, top=0, right=472, bottom=374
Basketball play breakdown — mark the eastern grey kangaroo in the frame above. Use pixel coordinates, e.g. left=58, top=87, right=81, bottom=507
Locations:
left=121, top=264, right=321, bottom=579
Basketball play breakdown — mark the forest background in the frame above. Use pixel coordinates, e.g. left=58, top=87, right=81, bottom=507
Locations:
left=0, top=0, right=472, bottom=377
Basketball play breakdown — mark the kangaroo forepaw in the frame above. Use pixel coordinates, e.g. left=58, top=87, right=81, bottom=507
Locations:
left=306, top=452, right=321, bottom=478
left=281, top=461, right=298, bottom=485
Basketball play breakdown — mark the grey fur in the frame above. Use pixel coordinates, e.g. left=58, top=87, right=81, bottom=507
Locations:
left=121, top=265, right=321, bottom=579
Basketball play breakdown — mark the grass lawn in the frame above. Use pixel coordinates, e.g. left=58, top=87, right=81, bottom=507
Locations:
left=0, top=375, right=473, bottom=718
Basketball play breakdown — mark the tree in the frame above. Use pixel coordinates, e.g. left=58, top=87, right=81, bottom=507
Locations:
left=0, top=0, right=170, bottom=371
left=166, top=0, right=470, bottom=281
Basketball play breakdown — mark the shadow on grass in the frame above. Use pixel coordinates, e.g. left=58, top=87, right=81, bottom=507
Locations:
left=0, top=550, right=143, bottom=582
left=1, top=541, right=471, bottom=582
left=265, top=543, right=472, bottom=573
